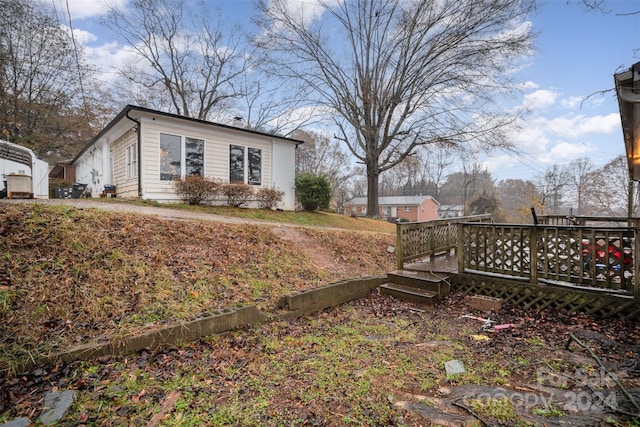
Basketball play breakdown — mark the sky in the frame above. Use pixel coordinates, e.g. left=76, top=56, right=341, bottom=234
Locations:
left=55, top=0, right=640, bottom=182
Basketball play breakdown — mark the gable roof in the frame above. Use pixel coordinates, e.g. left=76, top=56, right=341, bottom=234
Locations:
left=73, top=104, right=305, bottom=163
left=344, top=195, right=438, bottom=207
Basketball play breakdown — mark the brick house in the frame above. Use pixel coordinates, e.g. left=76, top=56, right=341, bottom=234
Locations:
left=343, top=195, right=439, bottom=221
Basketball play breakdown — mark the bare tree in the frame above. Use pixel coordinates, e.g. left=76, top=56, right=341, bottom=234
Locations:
left=568, top=157, right=596, bottom=215
left=534, top=164, right=571, bottom=214
left=102, top=0, right=248, bottom=120
left=0, top=0, right=101, bottom=162
left=590, top=155, right=634, bottom=217
left=424, top=142, right=459, bottom=200
left=254, top=0, right=534, bottom=217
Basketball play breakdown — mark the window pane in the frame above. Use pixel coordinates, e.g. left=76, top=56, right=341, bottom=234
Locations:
left=160, top=133, right=181, bottom=180
left=229, top=145, right=244, bottom=183
left=185, top=137, right=204, bottom=176
left=248, top=148, right=261, bottom=185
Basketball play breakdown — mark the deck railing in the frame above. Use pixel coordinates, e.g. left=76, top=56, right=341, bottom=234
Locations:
left=396, top=214, right=492, bottom=269
left=459, top=222, right=639, bottom=297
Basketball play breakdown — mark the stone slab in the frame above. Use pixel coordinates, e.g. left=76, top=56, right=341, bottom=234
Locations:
left=38, top=390, right=76, bottom=425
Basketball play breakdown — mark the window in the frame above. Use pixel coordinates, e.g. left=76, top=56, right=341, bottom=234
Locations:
left=248, top=148, right=261, bottom=185
left=126, top=144, right=137, bottom=180
left=160, top=133, right=204, bottom=180
left=160, top=133, right=181, bottom=180
left=361, top=206, right=366, bottom=214
left=403, top=206, right=411, bottom=212
left=229, top=145, right=262, bottom=185
left=382, top=206, right=392, bottom=217
left=186, top=137, right=204, bottom=176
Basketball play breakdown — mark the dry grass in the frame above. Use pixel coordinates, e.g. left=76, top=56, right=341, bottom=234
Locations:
left=0, top=203, right=395, bottom=374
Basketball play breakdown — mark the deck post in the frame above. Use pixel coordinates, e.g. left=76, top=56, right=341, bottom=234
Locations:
left=457, top=223, right=465, bottom=273
left=529, top=225, right=538, bottom=284
left=635, top=226, right=640, bottom=300
left=396, top=223, right=404, bottom=270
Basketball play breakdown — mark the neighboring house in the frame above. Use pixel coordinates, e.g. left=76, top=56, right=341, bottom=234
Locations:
left=72, top=105, right=303, bottom=210
left=438, top=205, right=465, bottom=218
left=0, top=139, right=49, bottom=199
left=344, top=195, right=439, bottom=221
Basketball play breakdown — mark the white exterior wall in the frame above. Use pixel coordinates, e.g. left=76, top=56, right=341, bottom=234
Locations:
left=73, top=108, right=298, bottom=209
left=74, top=137, right=111, bottom=197
left=272, top=140, right=296, bottom=210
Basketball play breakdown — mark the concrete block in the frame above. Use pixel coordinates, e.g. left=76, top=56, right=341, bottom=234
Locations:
left=444, top=360, right=465, bottom=376
left=469, top=295, right=502, bottom=312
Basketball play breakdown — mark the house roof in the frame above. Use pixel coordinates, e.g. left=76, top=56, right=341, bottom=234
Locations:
left=72, top=104, right=305, bottom=163
left=614, top=62, right=640, bottom=181
left=344, top=195, right=438, bottom=207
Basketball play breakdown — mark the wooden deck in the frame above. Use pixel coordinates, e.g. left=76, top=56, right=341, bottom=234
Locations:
left=392, top=215, right=640, bottom=318
left=404, top=255, right=458, bottom=274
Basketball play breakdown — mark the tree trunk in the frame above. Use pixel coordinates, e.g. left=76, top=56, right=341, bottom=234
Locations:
left=366, top=163, right=379, bottom=218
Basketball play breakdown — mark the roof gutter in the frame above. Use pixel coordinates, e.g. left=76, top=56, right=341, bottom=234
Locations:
left=125, top=109, right=142, bottom=198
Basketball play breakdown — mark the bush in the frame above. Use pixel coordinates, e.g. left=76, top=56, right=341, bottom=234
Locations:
left=295, top=173, right=331, bottom=211
left=173, top=175, right=220, bottom=205
left=256, top=187, right=284, bottom=209
left=221, top=183, right=254, bottom=207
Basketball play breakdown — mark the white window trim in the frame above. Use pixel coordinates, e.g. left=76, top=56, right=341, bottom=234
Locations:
left=159, top=133, right=205, bottom=181
left=229, top=144, right=262, bottom=185
left=126, top=143, right=137, bottom=180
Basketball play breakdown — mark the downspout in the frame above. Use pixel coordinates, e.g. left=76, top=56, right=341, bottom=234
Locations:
left=125, top=110, right=142, bottom=198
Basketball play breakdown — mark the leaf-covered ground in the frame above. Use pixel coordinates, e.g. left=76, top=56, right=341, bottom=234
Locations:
left=1, top=202, right=639, bottom=426
left=0, top=203, right=395, bottom=373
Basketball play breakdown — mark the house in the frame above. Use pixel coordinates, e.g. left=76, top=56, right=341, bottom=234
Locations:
left=0, top=139, right=49, bottom=199
left=614, top=61, right=640, bottom=183
left=438, top=205, right=465, bottom=218
left=343, top=195, right=439, bottom=221
left=72, top=105, right=303, bottom=210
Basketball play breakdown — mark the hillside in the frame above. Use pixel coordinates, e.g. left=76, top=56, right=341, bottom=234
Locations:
left=0, top=202, right=396, bottom=373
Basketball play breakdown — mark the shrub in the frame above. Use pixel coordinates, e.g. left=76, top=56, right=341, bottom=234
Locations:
left=173, top=175, right=221, bottom=205
left=256, top=187, right=284, bottom=209
left=295, top=173, right=331, bottom=211
left=221, top=183, right=254, bottom=207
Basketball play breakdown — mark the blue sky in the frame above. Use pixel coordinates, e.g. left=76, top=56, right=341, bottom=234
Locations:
left=60, top=0, right=640, bottom=182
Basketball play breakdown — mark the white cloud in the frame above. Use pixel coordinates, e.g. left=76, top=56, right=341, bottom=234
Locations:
left=85, top=41, right=139, bottom=82
left=522, top=89, right=558, bottom=110
left=519, top=81, right=539, bottom=90
left=271, top=0, right=341, bottom=25
left=56, top=0, right=126, bottom=20
left=538, top=141, right=595, bottom=164
left=560, top=96, right=582, bottom=110
left=545, top=113, right=619, bottom=138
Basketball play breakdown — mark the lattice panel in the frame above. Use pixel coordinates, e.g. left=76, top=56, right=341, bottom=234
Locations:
left=461, top=223, right=636, bottom=295
left=462, top=225, right=531, bottom=277
left=400, top=223, right=458, bottom=260
left=450, top=274, right=640, bottom=319
left=536, top=228, right=634, bottom=293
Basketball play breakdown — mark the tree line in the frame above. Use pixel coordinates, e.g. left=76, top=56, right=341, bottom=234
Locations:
left=296, top=130, right=632, bottom=222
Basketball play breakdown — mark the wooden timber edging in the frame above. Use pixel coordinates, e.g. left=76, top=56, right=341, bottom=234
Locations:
left=450, top=272, right=640, bottom=319
left=22, top=276, right=386, bottom=373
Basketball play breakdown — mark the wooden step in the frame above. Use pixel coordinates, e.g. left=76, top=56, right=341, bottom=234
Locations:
left=387, top=269, right=450, bottom=296
left=380, top=283, right=439, bottom=307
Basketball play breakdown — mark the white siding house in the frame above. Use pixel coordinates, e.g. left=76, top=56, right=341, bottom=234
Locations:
left=72, top=105, right=303, bottom=210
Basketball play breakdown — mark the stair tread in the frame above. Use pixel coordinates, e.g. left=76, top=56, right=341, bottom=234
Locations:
left=380, top=283, right=438, bottom=297
left=389, top=269, right=450, bottom=282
